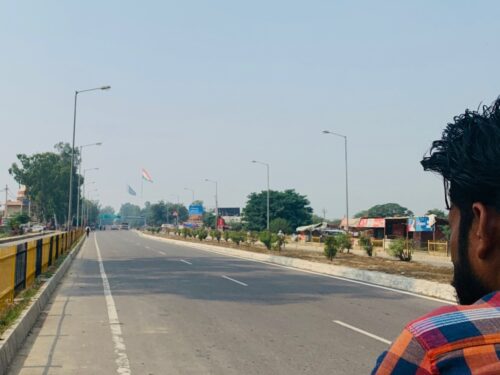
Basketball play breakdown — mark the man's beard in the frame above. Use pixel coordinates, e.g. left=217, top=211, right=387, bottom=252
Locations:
left=451, top=214, right=491, bottom=305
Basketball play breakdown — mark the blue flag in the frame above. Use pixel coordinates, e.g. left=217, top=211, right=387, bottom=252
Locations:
left=127, top=185, right=137, bottom=196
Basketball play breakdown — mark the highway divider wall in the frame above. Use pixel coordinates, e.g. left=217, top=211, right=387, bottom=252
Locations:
left=0, top=230, right=83, bottom=314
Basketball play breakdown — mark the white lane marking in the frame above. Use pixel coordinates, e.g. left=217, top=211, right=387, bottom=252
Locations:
left=94, top=236, right=131, bottom=375
left=158, top=250, right=166, bottom=255
left=222, top=275, right=248, bottom=286
left=180, top=259, right=192, bottom=265
left=138, top=233, right=454, bottom=305
left=145, top=246, right=151, bottom=249
left=333, top=320, right=392, bottom=345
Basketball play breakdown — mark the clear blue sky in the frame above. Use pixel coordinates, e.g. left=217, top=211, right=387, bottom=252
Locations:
left=1, top=1, right=499, bottom=219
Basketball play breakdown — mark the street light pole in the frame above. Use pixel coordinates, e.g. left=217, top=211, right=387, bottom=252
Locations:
left=322, top=130, right=349, bottom=231
left=67, top=86, right=110, bottom=229
left=76, top=142, right=102, bottom=227
left=82, top=168, right=98, bottom=227
left=252, top=160, right=270, bottom=230
left=205, top=179, right=218, bottom=230
left=170, top=194, right=180, bottom=226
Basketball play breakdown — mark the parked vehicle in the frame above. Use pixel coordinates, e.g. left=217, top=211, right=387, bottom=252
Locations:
left=31, top=224, right=45, bottom=233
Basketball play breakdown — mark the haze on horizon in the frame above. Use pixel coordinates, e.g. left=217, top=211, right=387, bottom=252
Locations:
left=1, top=1, right=500, bottom=219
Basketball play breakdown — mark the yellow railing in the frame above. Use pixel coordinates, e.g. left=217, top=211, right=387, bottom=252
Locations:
left=428, top=241, right=448, bottom=256
left=0, top=229, right=83, bottom=313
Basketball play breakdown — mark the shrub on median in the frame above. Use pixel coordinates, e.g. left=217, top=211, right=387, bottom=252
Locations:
left=259, top=231, right=273, bottom=250
left=335, top=233, right=352, bottom=254
left=229, top=231, right=246, bottom=246
left=197, top=228, right=208, bottom=241
left=359, top=235, right=373, bottom=257
left=388, top=238, right=412, bottom=262
left=210, top=230, right=222, bottom=243
left=324, top=236, right=338, bottom=260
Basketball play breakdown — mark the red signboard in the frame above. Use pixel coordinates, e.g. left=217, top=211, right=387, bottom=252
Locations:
left=358, top=218, right=385, bottom=228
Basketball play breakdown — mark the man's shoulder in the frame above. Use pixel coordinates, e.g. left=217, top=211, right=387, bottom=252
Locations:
left=405, top=291, right=500, bottom=351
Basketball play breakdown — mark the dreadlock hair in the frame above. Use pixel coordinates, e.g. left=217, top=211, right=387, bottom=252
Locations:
left=421, top=97, right=500, bottom=214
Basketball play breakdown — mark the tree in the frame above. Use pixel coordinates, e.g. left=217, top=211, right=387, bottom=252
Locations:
left=9, top=143, right=82, bottom=224
left=269, top=218, right=292, bottom=234
left=119, top=203, right=143, bottom=228
left=99, top=206, right=116, bottom=226
left=242, top=189, right=313, bottom=232
left=146, top=201, right=189, bottom=226
left=354, top=210, right=368, bottom=218
left=83, top=199, right=101, bottom=225
left=202, top=212, right=215, bottom=228
left=426, top=209, right=446, bottom=218
left=360, top=203, right=413, bottom=218
left=168, top=203, right=188, bottom=223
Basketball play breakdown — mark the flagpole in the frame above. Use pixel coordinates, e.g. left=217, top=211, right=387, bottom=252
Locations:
left=141, top=169, right=144, bottom=199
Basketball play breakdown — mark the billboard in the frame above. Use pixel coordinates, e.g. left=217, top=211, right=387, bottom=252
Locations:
left=188, top=204, right=204, bottom=216
left=407, top=217, right=434, bottom=232
left=218, top=207, right=240, bottom=217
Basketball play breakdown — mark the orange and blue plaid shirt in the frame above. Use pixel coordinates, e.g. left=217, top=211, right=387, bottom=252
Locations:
left=372, top=291, right=500, bottom=374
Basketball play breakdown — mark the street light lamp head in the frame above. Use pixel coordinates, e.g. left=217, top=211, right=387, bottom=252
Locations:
left=100, top=86, right=111, bottom=90
left=251, top=160, right=256, bottom=163
left=322, top=130, right=330, bottom=134
left=96, top=142, right=103, bottom=146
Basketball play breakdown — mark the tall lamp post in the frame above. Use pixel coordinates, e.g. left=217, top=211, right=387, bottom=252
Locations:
left=322, top=130, right=349, bottom=231
left=82, top=168, right=99, bottom=226
left=204, top=179, right=218, bottom=230
left=67, top=85, right=110, bottom=229
left=170, top=194, right=180, bottom=226
left=86, top=189, right=99, bottom=225
left=184, top=187, right=195, bottom=203
left=76, top=142, right=102, bottom=227
left=251, top=160, right=270, bottom=230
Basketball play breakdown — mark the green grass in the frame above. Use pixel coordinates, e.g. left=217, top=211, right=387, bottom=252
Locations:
left=0, top=281, right=41, bottom=335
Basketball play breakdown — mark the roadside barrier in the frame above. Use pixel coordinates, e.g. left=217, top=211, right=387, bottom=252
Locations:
left=428, top=240, right=449, bottom=256
left=0, top=229, right=83, bottom=313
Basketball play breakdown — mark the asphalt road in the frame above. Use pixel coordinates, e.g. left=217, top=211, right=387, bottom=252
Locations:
left=6, top=231, right=448, bottom=375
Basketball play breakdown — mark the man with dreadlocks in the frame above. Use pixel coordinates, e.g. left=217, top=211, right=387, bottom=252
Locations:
left=372, top=98, right=500, bottom=374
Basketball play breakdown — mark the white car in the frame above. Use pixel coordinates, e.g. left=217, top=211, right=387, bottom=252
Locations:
left=31, top=225, right=45, bottom=233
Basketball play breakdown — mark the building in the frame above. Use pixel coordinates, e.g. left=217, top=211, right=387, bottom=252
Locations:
left=3, top=186, right=30, bottom=218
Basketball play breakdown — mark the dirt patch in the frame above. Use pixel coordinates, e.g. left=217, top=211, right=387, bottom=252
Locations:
left=149, top=233, right=453, bottom=284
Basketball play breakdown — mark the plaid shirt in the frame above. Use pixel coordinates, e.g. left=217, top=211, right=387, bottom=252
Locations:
left=372, top=291, right=500, bottom=374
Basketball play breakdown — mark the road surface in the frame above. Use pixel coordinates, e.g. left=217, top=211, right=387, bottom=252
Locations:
left=6, top=231, right=447, bottom=374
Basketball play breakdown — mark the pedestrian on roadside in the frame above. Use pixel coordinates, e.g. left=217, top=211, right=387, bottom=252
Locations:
left=372, top=98, right=500, bottom=373
left=85, top=226, right=90, bottom=238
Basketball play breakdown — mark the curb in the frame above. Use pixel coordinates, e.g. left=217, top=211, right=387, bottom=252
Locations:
left=140, top=232, right=456, bottom=303
left=0, top=235, right=86, bottom=375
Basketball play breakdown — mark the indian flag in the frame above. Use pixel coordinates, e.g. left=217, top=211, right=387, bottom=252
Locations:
left=142, top=168, right=153, bottom=183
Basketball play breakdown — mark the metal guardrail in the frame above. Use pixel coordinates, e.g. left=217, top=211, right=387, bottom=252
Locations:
left=0, top=229, right=83, bottom=313
left=0, top=231, right=56, bottom=245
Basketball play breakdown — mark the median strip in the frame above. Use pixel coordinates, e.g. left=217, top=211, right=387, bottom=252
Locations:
left=222, top=275, right=248, bottom=286
left=333, top=320, right=391, bottom=345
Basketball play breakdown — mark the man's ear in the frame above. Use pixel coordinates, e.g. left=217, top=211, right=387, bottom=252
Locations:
left=471, top=203, right=498, bottom=260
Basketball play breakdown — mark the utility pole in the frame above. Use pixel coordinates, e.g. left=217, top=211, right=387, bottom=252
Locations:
left=3, top=185, right=8, bottom=218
